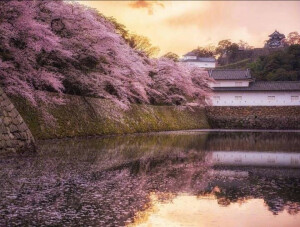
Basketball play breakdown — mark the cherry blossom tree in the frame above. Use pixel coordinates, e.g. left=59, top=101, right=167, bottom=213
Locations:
left=0, top=1, right=212, bottom=110
left=0, top=1, right=68, bottom=105
left=148, top=58, right=213, bottom=105
left=286, top=32, right=300, bottom=45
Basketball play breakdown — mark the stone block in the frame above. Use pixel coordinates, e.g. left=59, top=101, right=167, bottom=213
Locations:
left=0, top=88, right=36, bottom=153
left=6, top=148, right=16, bottom=153
left=0, top=140, right=5, bottom=149
left=206, top=106, right=300, bottom=130
left=6, top=103, right=14, bottom=112
left=8, top=132, right=14, bottom=139
left=9, top=124, right=19, bottom=133
left=17, top=115, right=23, bottom=123
left=12, top=117, right=21, bottom=125
left=19, top=123, right=28, bottom=132
left=2, top=110, right=8, bottom=117
left=5, top=140, right=12, bottom=147
left=19, top=132, right=27, bottom=140
left=3, top=117, right=10, bottom=126
left=2, top=99, right=11, bottom=107
left=14, top=132, right=22, bottom=140
left=10, top=109, right=19, bottom=118
left=16, top=140, right=24, bottom=147
left=0, top=124, right=7, bottom=134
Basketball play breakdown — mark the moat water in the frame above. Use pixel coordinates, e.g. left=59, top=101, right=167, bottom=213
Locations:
left=1, top=130, right=300, bottom=226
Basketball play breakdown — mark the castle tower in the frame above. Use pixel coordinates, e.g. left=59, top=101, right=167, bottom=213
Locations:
left=265, top=30, right=286, bottom=48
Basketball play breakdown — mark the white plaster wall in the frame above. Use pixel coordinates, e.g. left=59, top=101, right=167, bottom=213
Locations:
left=183, top=56, right=197, bottom=60
left=186, top=62, right=216, bottom=68
left=209, top=80, right=250, bottom=87
left=209, top=91, right=300, bottom=106
left=207, top=151, right=300, bottom=168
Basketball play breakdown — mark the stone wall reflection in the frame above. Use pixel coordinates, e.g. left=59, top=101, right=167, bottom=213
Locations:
left=207, top=151, right=300, bottom=168
left=1, top=131, right=300, bottom=226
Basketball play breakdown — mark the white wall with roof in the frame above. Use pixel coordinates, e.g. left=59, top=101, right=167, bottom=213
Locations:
left=209, top=80, right=250, bottom=87
left=209, top=91, right=300, bottom=106
left=183, top=56, right=197, bottom=60
left=207, top=151, right=300, bottom=168
left=186, top=61, right=216, bottom=68
left=206, top=69, right=300, bottom=106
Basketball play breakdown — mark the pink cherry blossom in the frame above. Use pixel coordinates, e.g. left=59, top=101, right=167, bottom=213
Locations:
left=0, top=1, right=212, bottom=109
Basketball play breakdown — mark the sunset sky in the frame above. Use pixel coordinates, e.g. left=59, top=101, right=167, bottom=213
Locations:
left=81, top=1, right=300, bottom=56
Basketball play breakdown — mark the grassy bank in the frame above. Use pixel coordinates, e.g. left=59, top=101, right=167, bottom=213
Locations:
left=11, top=94, right=209, bottom=140
left=216, top=58, right=251, bottom=69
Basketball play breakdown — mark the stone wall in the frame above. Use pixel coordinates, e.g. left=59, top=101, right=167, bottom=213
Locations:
left=11, top=94, right=210, bottom=140
left=206, top=106, right=300, bottom=129
left=0, top=88, right=35, bottom=153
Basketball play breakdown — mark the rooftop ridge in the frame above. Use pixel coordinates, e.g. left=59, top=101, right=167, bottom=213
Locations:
left=213, top=80, right=300, bottom=91
left=254, top=81, right=300, bottom=83
left=210, top=69, right=249, bottom=71
left=209, top=68, right=253, bottom=80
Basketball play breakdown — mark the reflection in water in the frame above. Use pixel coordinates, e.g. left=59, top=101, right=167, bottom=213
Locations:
left=0, top=131, right=300, bottom=226
left=129, top=195, right=300, bottom=227
left=201, top=168, right=300, bottom=215
left=208, top=152, right=300, bottom=167
left=204, top=131, right=300, bottom=152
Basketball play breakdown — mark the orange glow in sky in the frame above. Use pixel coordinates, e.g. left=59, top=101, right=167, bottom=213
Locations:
left=127, top=193, right=300, bottom=227
left=80, top=1, right=300, bottom=56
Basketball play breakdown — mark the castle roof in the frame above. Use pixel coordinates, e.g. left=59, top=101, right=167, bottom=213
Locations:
left=181, top=57, right=216, bottom=63
left=208, top=69, right=252, bottom=80
left=183, top=51, right=197, bottom=56
left=213, top=81, right=300, bottom=92
left=269, top=30, right=285, bottom=38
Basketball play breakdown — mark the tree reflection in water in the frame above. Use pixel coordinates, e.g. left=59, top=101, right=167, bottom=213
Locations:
left=0, top=131, right=300, bottom=226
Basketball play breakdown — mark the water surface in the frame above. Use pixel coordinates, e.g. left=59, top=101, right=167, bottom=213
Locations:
left=1, top=131, right=300, bottom=226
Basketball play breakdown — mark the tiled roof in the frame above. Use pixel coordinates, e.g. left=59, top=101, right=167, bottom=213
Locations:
left=269, top=30, right=285, bottom=38
left=182, top=57, right=216, bottom=62
left=183, top=51, right=196, bottom=56
left=209, top=69, right=252, bottom=80
left=213, top=81, right=300, bottom=91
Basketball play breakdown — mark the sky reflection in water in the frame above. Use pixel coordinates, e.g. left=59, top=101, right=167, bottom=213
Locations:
left=0, top=131, right=300, bottom=226
left=130, top=195, right=300, bottom=227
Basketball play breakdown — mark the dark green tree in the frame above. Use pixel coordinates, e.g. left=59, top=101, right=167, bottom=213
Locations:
left=162, top=52, right=179, bottom=61
left=188, top=47, right=215, bottom=57
left=216, top=40, right=240, bottom=65
left=248, top=44, right=300, bottom=81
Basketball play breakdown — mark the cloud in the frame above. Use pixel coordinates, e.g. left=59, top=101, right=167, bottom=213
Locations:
left=128, top=0, right=164, bottom=15
left=163, top=1, right=300, bottom=48
left=81, top=1, right=300, bottom=55
left=165, top=2, right=232, bottom=30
